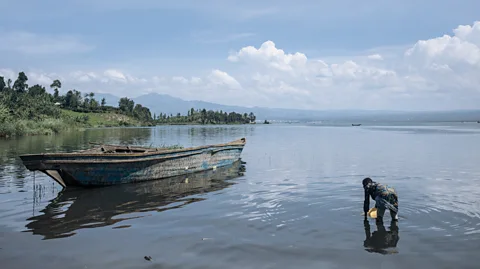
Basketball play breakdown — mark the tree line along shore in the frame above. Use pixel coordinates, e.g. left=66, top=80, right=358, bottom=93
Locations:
left=0, top=71, right=257, bottom=138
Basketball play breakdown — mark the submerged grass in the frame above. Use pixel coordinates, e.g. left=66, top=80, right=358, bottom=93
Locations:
left=158, top=144, right=184, bottom=150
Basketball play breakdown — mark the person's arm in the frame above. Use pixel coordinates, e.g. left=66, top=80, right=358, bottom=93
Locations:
left=363, top=189, right=370, bottom=214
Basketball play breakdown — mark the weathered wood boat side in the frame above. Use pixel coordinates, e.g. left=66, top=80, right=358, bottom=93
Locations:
left=19, top=138, right=246, bottom=188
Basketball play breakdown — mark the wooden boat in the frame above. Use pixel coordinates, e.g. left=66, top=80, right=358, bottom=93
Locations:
left=24, top=160, right=245, bottom=240
left=352, top=124, right=362, bottom=126
left=19, top=138, right=246, bottom=188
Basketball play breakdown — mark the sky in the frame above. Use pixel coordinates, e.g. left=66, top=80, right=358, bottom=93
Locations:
left=1, top=0, right=480, bottom=111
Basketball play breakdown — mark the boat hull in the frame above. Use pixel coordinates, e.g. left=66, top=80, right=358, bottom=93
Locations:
left=19, top=138, right=246, bottom=188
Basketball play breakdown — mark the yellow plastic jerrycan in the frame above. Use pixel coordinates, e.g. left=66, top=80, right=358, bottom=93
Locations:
left=368, top=207, right=377, bottom=219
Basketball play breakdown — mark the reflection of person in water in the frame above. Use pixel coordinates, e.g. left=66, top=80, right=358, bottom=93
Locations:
left=363, top=219, right=399, bottom=255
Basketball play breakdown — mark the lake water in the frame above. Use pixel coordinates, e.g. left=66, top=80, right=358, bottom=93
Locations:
left=1, top=123, right=480, bottom=269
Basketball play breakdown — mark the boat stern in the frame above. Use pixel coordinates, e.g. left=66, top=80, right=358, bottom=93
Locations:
left=19, top=154, right=48, bottom=171
left=19, top=154, right=70, bottom=188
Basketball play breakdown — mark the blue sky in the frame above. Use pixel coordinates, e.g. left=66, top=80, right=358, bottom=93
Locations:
left=1, top=0, right=480, bottom=110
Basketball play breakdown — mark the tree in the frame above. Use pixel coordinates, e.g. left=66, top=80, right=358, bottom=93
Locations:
left=53, top=88, right=59, bottom=101
left=6, top=79, right=12, bottom=89
left=64, top=90, right=82, bottom=109
left=133, top=104, right=152, bottom=122
left=64, top=90, right=74, bottom=108
left=13, top=72, right=28, bottom=93
left=249, top=112, right=256, bottom=122
left=118, top=97, right=135, bottom=115
left=101, top=98, right=106, bottom=107
left=0, top=76, right=5, bottom=92
left=50, top=79, right=61, bottom=101
left=28, top=84, right=46, bottom=96
left=90, top=99, right=99, bottom=110
left=200, top=109, right=207, bottom=124
left=207, top=110, right=215, bottom=124
left=83, top=93, right=90, bottom=108
left=50, top=79, right=62, bottom=90
left=73, top=90, right=82, bottom=105
left=0, top=103, right=9, bottom=123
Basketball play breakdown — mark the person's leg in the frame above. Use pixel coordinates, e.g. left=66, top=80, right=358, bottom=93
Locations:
left=376, top=207, right=385, bottom=223
left=389, top=191, right=399, bottom=221
left=390, top=209, right=398, bottom=221
left=375, top=196, right=386, bottom=223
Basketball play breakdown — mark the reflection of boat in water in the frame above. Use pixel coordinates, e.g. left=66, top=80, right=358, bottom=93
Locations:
left=19, top=138, right=246, bottom=188
left=24, top=160, right=246, bottom=240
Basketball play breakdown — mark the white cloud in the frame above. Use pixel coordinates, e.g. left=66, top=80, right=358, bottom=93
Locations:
left=0, top=31, right=93, bottom=55
left=172, top=76, right=189, bottom=84
left=207, top=69, right=242, bottom=90
left=404, top=20, right=480, bottom=94
left=367, top=54, right=383, bottom=60
left=104, top=69, right=127, bottom=83
left=70, top=71, right=97, bottom=83
left=3, top=21, right=480, bottom=110
left=0, top=69, right=62, bottom=87
left=227, top=40, right=308, bottom=73
left=190, top=77, right=203, bottom=85
left=453, top=21, right=480, bottom=45
left=405, top=21, right=480, bottom=68
left=152, top=76, right=165, bottom=84
left=0, top=69, right=16, bottom=81
left=222, top=23, right=480, bottom=109
left=28, top=73, right=55, bottom=86
left=171, top=76, right=206, bottom=86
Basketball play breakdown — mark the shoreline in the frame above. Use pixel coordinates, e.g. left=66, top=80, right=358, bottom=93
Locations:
left=155, top=122, right=256, bottom=126
left=0, top=117, right=152, bottom=139
left=0, top=118, right=254, bottom=138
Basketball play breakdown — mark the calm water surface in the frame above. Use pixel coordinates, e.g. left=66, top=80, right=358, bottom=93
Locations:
left=1, top=123, right=479, bottom=269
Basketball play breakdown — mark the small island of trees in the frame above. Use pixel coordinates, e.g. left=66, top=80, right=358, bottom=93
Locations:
left=155, top=109, right=256, bottom=125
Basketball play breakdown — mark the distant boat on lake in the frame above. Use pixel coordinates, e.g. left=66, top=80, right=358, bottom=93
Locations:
left=19, top=138, right=246, bottom=189
left=352, top=124, right=362, bottom=126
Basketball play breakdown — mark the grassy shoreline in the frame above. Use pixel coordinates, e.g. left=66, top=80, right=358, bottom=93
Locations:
left=0, top=109, right=152, bottom=138
left=0, top=110, right=254, bottom=138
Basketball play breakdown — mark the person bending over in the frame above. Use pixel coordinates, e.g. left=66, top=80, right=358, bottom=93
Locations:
left=363, top=177, right=398, bottom=222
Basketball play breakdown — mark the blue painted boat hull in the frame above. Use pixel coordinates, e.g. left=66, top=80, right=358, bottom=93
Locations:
left=19, top=138, right=246, bottom=188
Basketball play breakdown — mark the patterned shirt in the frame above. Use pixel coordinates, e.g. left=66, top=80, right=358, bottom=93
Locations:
left=364, top=182, right=398, bottom=213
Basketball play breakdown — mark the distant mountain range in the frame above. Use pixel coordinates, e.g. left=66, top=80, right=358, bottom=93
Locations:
left=93, top=92, right=480, bottom=122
